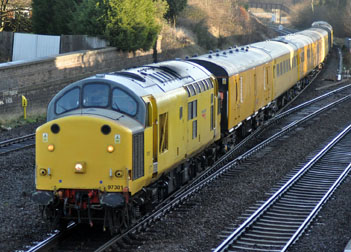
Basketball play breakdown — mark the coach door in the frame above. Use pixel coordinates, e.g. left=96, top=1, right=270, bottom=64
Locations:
left=143, top=95, right=158, bottom=177
left=264, top=66, right=271, bottom=103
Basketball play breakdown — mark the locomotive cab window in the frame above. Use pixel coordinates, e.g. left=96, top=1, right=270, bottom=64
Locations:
left=112, top=88, right=138, bottom=116
left=83, top=84, right=109, bottom=108
left=55, top=87, right=80, bottom=114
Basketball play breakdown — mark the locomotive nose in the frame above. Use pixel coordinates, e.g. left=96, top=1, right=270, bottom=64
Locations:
left=35, top=115, right=132, bottom=191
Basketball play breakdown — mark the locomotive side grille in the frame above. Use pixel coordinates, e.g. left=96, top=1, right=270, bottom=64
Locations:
left=132, top=132, right=144, bottom=180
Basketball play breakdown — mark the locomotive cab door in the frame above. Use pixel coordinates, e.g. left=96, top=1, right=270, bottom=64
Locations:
left=143, top=96, right=158, bottom=177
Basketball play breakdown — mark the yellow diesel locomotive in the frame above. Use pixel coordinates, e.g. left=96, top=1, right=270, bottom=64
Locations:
left=33, top=22, right=333, bottom=232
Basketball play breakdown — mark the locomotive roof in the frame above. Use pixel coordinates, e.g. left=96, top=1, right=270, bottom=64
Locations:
left=53, top=59, right=213, bottom=99
left=95, top=59, right=213, bottom=97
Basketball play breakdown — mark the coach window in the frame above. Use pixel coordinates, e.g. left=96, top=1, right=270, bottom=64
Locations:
left=55, top=87, right=80, bottom=114
left=280, top=62, right=283, bottom=75
left=192, top=120, right=197, bottom=139
left=112, top=88, right=137, bottom=116
left=276, top=64, right=279, bottom=77
left=83, top=84, right=109, bottom=108
left=188, top=100, right=197, bottom=120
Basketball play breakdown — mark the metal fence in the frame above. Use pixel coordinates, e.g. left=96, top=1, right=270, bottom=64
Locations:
left=12, top=33, right=60, bottom=61
left=0, top=32, right=109, bottom=62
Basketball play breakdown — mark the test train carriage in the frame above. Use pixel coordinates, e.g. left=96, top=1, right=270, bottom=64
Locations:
left=33, top=22, right=333, bottom=232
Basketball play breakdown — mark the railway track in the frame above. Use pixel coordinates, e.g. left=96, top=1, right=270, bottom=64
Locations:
left=214, top=124, right=351, bottom=252
left=0, top=133, right=35, bottom=155
left=92, top=87, right=351, bottom=251
left=24, top=83, right=351, bottom=251
left=26, top=223, right=75, bottom=252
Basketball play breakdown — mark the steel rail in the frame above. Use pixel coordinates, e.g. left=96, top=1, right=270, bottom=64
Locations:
left=95, top=90, right=351, bottom=252
left=0, top=133, right=35, bottom=155
left=26, top=223, right=76, bottom=252
left=214, top=125, right=351, bottom=252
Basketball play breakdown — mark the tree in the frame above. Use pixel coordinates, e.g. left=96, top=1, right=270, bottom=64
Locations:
left=32, top=0, right=78, bottom=35
left=105, top=0, right=164, bottom=52
left=0, top=0, right=31, bottom=32
left=165, top=0, right=187, bottom=26
left=69, top=0, right=107, bottom=36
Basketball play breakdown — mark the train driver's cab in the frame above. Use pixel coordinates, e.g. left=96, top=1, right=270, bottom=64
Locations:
left=49, top=81, right=146, bottom=126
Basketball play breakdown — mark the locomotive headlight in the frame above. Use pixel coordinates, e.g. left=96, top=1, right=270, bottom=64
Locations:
left=107, top=145, right=114, bottom=153
left=48, top=144, right=55, bottom=152
left=74, top=162, right=86, bottom=173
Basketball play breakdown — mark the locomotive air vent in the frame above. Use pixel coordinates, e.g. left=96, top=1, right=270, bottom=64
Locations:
left=113, top=72, right=146, bottom=82
left=132, top=132, right=144, bottom=180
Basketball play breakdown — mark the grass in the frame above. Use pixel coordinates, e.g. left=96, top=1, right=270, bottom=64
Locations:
left=0, top=114, right=46, bottom=129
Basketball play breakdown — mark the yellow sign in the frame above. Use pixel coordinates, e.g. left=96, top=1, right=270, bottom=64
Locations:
left=21, top=95, right=27, bottom=119
left=22, top=95, right=27, bottom=107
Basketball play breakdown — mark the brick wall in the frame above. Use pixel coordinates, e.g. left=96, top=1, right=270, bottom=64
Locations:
left=0, top=47, right=155, bottom=121
left=0, top=45, right=193, bottom=121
